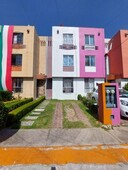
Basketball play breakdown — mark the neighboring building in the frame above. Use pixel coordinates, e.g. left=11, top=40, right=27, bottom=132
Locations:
left=51, top=26, right=105, bottom=100
left=107, top=30, right=128, bottom=88
left=0, top=25, right=47, bottom=99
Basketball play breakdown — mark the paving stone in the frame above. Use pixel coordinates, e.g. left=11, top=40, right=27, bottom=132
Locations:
left=25, top=116, right=38, bottom=120
left=31, top=112, right=41, bottom=115
left=21, top=121, right=34, bottom=126
left=34, top=108, right=44, bottom=112
left=52, top=102, right=63, bottom=128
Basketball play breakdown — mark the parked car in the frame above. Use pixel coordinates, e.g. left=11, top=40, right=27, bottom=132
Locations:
left=119, top=89, right=128, bottom=117
left=92, top=88, right=128, bottom=118
left=92, top=89, right=98, bottom=102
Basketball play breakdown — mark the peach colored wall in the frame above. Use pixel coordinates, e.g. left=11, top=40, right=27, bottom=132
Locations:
left=108, top=31, right=123, bottom=78
left=12, top=26, right=36, bottom=77
left=12, top=26, right=39, bottom=99
left=39, top=36, right=47, bottom=74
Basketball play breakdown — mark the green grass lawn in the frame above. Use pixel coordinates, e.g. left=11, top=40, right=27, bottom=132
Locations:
left=62, top=100, right=87, bottom=128
left=11, top=100, right=101, bottom=129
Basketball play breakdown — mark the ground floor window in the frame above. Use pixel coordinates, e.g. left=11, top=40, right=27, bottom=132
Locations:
left=12, top=78, right=23, bottom=93
left=85, top=78, right=94, bottom=92
left=63, top=78, right=73, bottom=93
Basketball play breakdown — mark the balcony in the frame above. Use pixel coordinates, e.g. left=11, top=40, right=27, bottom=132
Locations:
left=59, top=44, right=77, bottom=50
left=12, top=44, right=26, bottom=49
left=12, top=66, right=22, bottom=71
left=81, top=45, right=99, bottom=50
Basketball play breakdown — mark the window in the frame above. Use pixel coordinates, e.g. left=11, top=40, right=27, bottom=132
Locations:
left=63, top=78, right=73, bottom=93
left=85, top=79, right=94, bottom=91
left=85, top=35, right=94, bottom=46
left=63, top=55, right=74, bottom=66
left=12, top=54, right=22, bottom=66
left=12, top=78, right=23, bottom=93
left=63, top=34, right=73, bottom=44
left=85, top=56, right=95, bottom=66
left=13, top=33, right=23, bottom=44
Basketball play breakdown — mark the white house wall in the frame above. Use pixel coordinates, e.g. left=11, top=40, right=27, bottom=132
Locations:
left=52, top=78, right=86, bottom=100
left=52, top=26, right=80, bottom=77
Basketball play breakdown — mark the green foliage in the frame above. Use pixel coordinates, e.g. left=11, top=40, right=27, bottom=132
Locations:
left=64, top=119, right=86, bottom=128
left=123, top=83, right=128, bottom=91
left=0, top=101, right=9, bottom=129
left=79, top=95, right=98, bottom=114
left=77, top=94, right=83, bottom=101
left=0, top=91, right=13, bottom=101
left=7, top=96, right=45, bottom=126
left=5, top=98, right=33, bottom=112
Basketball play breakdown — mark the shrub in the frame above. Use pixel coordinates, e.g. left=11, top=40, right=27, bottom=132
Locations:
left=7, top=96, right=45, bottom=126
left=123, top=83, right=128, bottom=91
left=0, top=101, right=9, bottom=129
left=5, top=98, right=33, bottom=112
left=80, top=95, right=98, bottom=114
left=0, top=91, right=13, bottom=101
left=77, top=94, right=83, bottom=101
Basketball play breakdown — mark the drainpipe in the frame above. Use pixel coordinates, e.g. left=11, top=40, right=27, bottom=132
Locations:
left=104, top=53, right=109, bottom=82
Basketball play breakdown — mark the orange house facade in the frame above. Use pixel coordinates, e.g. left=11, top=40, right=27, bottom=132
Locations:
left=11, top=26, right=48, bottom=99
left=107, top=30, right=128, bottom=88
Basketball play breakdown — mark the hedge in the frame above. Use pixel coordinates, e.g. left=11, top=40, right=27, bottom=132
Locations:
left=0, top=91, right=13, bottom=101
left=5, top=98, right=33, bottom=112
left=77, top=94, right=98, bottom=114
left=0, top=102, right=9, bottom=129
left=7, top=96, right=45, bottom=126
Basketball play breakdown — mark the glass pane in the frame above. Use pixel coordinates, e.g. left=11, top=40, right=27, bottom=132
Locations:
left=85, top=56, right=89, bottom=66
left=63, top=56, right=68, bottom=66
left=85, top=35, right=89, bottom=45
left=90, top=35, right=94, bottom=45
left=91, top=56, right=95, bottom=66
left=69, top=56, right=73, bottom=66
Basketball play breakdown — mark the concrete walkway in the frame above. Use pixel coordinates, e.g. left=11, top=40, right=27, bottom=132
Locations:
left=1, top=163, right=128, bottom=170
left=21, top=100, right=50, bottom=127
left=0, top=127, right=128, bottom=146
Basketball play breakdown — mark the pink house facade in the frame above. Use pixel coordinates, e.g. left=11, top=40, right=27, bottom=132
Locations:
left=79, top=28, right=105, bottom=78
left=51, top=26, right=105, bottom=100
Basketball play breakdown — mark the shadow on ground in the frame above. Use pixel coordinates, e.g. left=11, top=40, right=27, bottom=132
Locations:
left=0, top=121, right=21, bottom=143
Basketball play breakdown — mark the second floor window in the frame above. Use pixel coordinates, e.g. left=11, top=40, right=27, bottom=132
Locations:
left=85, top=56, right=95, bottom=66
left=85, top=35, right=94, bottom=46
left=13, top=33, right=23, bottom=44
left=63, top=55, right=74, bottom=66
left=63, top=34, right=73, bottom=44
left=12, top=54, right=22, bottom=66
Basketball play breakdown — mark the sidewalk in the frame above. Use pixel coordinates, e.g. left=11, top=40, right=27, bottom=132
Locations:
left=0, top=127, right=128, bottom=146
left=0, top=127, right=128, bottom=168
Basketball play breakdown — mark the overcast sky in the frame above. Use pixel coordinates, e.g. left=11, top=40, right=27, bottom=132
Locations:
left=0, top=0, right=128, bottom=38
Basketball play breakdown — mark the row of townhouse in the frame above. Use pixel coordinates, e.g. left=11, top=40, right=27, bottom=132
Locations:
left=0, top=25, right=127, bottom=100
left=52, top=26, right=106, bottom=99
left=0, top=25, right=52, bottom=99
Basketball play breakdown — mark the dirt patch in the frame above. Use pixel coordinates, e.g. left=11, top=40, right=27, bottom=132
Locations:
left=64, top=105, right=78, bottom=122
